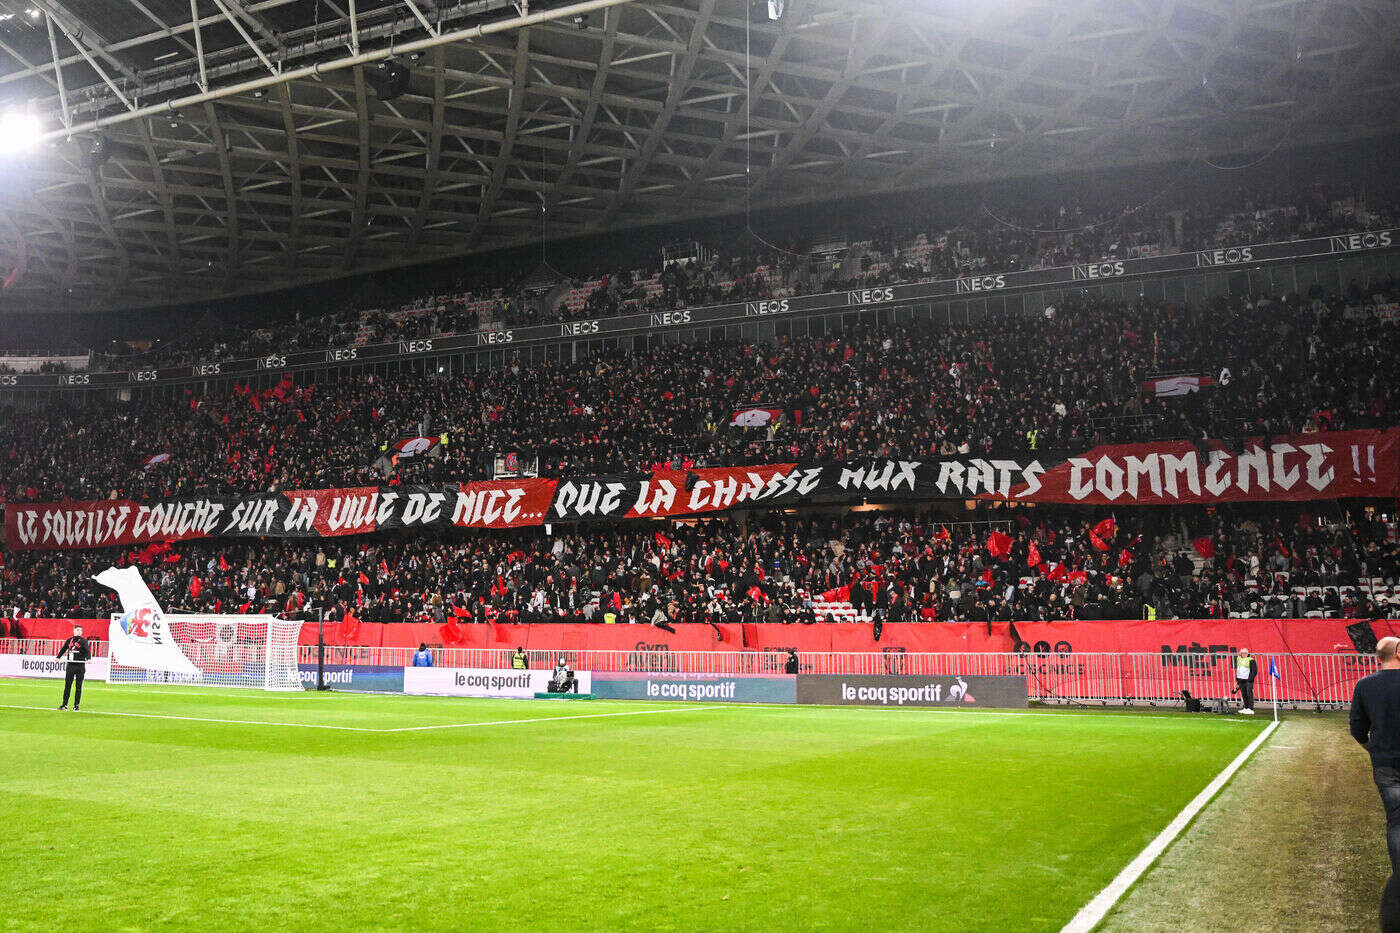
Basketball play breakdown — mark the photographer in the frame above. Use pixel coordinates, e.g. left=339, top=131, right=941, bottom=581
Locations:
left=549, top=657, right=578, bottom=694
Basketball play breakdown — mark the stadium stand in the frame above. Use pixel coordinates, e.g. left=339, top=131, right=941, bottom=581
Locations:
left=2, top=178, right=1398, bottom=626
left=2, top=289, right=1396, bottom=501
left=22, top=174, right=1395, bottom=374
left=5, top=504, right=1397, bottom=624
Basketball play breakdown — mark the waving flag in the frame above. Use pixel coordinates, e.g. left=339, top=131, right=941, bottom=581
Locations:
left=1142, top=375, right=1215, bottom=397
left=94, top=566, right=200, bottom=676
left=729, top=407, right=783, bottom=428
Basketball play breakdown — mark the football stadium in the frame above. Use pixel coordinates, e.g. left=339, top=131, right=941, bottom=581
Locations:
left=0, top=0, right=1398, bottom=929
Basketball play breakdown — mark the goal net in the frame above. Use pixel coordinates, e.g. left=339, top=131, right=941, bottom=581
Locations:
left=107, top=614, right=305, bottom=691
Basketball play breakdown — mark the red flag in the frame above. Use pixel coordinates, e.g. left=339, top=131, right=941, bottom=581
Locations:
left=439, top=622, right=463, bottom=646
left=1026, top=541, right=1041, bottom=568
left=189, top=576, right=202, bottom=598
left=219, top=554, right=230, bottom=572
left=1048, top=563, right=1069, bottom=582
left=654, top=531, right=673, bottom=550
left=358, top=572, right=370, bottom=585
left=337, top=610, right=361, bottom=641
left=979, top=568, right=994, bottom=586
left=1192, top=536, right=1215, bottom=560
left=452, top=605, right=470, bottom=619
left=1089, top=532, right=1109, bottom=552
left=1118, top=549, right=1133, bottom=568
left=1092, top=517, right=1117, bottom=540
left=1068, top=570, right=1088, bottom=585
left=934, top=525, right=951, bottom=543
left=986, top=531, right=1013, bottom=559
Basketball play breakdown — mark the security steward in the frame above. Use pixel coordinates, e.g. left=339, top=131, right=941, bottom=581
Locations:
left=511, top=646, right=529, bottom=670
left=56, top=624, right=91, bottom=711
left=1233, top=647, right=1258, bottom=715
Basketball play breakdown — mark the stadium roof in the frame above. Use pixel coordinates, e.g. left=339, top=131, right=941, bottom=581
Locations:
left=0, top=0, right=1395, bottom=312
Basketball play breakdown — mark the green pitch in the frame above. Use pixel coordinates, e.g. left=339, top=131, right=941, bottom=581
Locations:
left=0, top=678, right=1268, bottom=931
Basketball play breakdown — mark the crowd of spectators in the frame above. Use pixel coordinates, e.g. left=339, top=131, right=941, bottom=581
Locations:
left=2, top=171, right=1398, bottom=626
left=60, top=175, right=1398, bottom=374
left=4, top=504, right=1396, bottom=625
left=2, top=286, right=1395, bottom=504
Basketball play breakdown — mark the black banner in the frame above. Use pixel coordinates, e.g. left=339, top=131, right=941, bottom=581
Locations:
left=8, top=429, right=1395, bottom=551
left=5, top=228, right=1393, bottom=390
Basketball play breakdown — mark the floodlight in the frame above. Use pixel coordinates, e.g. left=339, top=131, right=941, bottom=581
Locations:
left=370, top=59, right=411, bottom=101
left=0, top=111, right=42, bottom=154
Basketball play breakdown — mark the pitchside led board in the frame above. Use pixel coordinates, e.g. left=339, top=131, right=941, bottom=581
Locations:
left=796, top=675, right=1028, bottom=709
left=591, top=673, right=796, bottom=704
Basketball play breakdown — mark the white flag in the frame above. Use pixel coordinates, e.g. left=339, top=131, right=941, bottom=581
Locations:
left=94, top=567, right=200, bottom=676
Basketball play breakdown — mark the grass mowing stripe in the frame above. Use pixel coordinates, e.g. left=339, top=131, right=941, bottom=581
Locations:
left=0, top=703, right=381, bottom=731
left=379, top=703, right=729, bottom=731
left=1061, top=718, right=1279, bottom=933
left=0, top=700, right=727, bottom=734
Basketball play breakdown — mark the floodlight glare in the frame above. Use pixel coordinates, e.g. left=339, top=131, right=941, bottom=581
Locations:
left=0, top=111, right=42, bottom=154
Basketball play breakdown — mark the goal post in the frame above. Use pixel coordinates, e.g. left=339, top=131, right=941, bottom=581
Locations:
left=107, top=613, right=305, bottom=691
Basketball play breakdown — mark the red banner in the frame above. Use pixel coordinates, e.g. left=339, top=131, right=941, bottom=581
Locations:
left=1005, top=429, right=1398, bottom=504
left=450, top=479, right=558, bottom=529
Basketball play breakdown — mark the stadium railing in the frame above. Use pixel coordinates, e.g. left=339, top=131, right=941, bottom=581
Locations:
left=1, top=638, right=1373, bottom=708
left=0, top=637, right=109, bottom=658
left=305, top=644, right=1372, bottom=707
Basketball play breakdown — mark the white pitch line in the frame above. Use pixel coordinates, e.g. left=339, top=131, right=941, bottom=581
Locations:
left=380, top=704, right=730, bottom=732
left=732, top=702, right=1261, bottom=723
left=0, top=703, right=379, bottom=732
left=1060, top=718, right=1280, bottom=933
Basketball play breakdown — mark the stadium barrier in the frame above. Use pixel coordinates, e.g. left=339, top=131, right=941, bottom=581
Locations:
left=0, top=638, right=1374, bottom=707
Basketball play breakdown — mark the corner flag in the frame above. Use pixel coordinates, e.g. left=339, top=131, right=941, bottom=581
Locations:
left=1267, top=657, right=1281, bottom=721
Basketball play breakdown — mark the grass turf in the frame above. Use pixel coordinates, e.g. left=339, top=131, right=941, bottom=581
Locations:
left=0, top=678, right=1269, bottom=932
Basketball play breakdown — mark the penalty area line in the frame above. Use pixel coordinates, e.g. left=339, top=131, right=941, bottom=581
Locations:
left=1059, top=718, right=1280, bottom=933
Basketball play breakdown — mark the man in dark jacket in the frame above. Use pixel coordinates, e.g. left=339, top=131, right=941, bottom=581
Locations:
left=1353, top=636, right=1400, bottom=874
left=1351, top=636, right=1400, bottom=931
left=55, top=624, right=91, bottom=711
